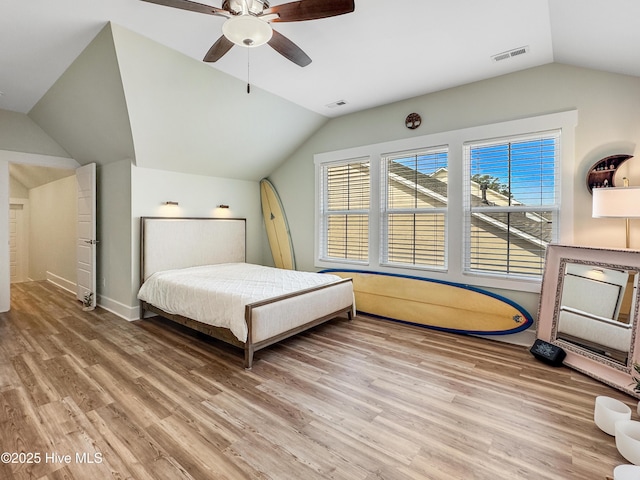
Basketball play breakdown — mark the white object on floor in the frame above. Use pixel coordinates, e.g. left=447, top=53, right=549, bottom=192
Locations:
left=614, top=464, right=640, bottom=479
left=594, top=396, right=631, bottom=435
left=616, top=421, right=640, bottom=465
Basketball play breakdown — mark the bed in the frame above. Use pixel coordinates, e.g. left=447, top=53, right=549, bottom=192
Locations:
left=137, top=217, right=354, bottom=368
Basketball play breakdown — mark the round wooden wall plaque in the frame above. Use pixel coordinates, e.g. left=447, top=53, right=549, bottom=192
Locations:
left=405, top=113, right=422, bottom=130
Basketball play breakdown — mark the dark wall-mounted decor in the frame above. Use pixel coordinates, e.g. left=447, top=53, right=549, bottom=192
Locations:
left=586, top=154, right=633, bottom=193
left=405, top=112, right=422, bottom=130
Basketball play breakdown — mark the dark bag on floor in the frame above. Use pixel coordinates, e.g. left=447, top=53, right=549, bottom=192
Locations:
left=530, top=339, right=566, bottom=367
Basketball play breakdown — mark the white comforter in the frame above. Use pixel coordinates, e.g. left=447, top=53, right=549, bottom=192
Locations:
left=137, top=263, right=342, bottom=342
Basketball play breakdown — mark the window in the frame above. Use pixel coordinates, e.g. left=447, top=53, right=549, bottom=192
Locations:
left=319, top=159, right=370, bottom=262
left=463, top=131, right=560, bottom=278
left=315, top=110, right=576, bottom=293
left=382, top=147, right=448, bottom=268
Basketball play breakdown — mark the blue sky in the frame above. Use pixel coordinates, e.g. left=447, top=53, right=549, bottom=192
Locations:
left=470, top=138, right=556, bottom=206
left=392, top=138, right=556, bottom=206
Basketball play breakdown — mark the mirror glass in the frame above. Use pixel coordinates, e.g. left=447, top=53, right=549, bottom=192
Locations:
left=555, top=263, right=638, bottom=366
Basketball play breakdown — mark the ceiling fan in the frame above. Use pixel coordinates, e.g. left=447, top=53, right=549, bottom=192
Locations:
left=141, top=0, right=355, bottom=67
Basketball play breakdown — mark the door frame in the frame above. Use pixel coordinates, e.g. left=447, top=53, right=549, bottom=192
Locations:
left=9, top=199, right=29, bottom=283
left=0, top=151, right=80, bottom=312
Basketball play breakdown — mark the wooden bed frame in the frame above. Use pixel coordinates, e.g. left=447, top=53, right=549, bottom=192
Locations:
left=138, top=217, right=354, bottom=368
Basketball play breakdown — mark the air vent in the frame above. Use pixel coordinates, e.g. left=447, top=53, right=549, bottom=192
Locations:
left=491, top=45, right=529, bottom=63
left=326, top=100, right=348, bottom=109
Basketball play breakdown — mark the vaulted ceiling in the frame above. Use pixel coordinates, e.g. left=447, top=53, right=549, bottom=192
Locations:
left=24, top=22, right=329, bottom=181
left=2, top=0, right=639, bottom=118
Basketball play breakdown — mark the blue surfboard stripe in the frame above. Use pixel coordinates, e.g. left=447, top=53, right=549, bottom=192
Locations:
left=319, top=268, right=533, bottom=336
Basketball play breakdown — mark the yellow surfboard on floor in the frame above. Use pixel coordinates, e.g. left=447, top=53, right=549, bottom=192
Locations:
left=260, top=178, right=295, bottom=270
left=321, top=270, right=532, bottom=334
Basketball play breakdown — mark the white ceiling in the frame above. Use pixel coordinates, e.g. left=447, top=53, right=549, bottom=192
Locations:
left=1, top=0, right=640, bottom=118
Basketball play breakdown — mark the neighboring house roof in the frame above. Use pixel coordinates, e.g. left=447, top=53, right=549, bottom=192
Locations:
left=388, top=163, right=551, bottom=252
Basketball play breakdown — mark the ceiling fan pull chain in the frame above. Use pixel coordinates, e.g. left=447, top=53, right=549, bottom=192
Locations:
left=247, top=48, right=251, bottom=94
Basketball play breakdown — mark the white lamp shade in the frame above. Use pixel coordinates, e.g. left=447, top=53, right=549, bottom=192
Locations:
left=593, top=187, right=640, bottom=218
left=222, top=16, right=273, bottom=47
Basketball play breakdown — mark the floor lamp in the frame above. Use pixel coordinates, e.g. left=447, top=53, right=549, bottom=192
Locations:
left=592, top=183, right=640, bottom=249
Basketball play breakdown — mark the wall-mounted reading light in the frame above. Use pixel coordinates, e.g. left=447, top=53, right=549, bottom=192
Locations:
left=217, top=204, right=230, bottom=209
left=164, top=201, right=179, bottom=206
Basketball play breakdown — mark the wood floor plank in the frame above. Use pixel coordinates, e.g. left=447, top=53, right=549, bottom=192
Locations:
left=85, top=409, right=159, bottom=480
left=42, top=354, right=112, bottom=412
left=91, top=402, right=185, bottom=480
left=10, top=354, right=59, bottom=407
left=0, top=281, right=635, bottom=479
left=148, top=414, right=254, bottom=480
left=87, top=364, right=169, bottom=429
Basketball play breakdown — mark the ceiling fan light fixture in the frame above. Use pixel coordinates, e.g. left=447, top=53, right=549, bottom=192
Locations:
left=223, top=0, right=269, bottom=15
left=222, top=15, right=273, bottom=47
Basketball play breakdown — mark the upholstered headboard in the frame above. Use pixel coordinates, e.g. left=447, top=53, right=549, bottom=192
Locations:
left=140, top=217, right=246, bottom=283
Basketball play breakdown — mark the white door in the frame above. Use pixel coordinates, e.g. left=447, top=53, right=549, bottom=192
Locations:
left=76, top=163, right=97, bottom=309
left=9, top=203, right=27, bottom=283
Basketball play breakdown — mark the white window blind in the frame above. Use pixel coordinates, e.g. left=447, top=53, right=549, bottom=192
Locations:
left=319, top=159, right=370, bottom=262
left=463, top=131, right=560, bottom=278
left=382, top=147, right=448, bottom=268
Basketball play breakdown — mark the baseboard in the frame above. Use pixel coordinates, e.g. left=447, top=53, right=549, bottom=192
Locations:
left=41, top=274, right=139, bottom=322
left=46, top=272, right=76, bottom=295
left=97, top=294, right=140, bottom=322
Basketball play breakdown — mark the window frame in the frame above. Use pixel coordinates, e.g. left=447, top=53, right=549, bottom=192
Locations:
left=314, top=110, right=577, bottom=293
left=317, top=157, right=371, bottom=265
left=462, top=131, right=561, bottom=279
left=380, top=146, right=449, bottom=271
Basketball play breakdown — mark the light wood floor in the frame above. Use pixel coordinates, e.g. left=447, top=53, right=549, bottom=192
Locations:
left=0, top=281, right=634, bottom=479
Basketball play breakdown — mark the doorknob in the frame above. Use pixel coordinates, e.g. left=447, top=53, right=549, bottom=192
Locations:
left=84, top=239, right=99, bottom=245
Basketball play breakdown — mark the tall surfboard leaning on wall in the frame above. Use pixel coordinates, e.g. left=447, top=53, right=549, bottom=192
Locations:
left=260, top=178, right=296, bottom=270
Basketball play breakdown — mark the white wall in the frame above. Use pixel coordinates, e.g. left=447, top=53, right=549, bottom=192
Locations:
left=28, top=175, right=77, bottom=289
left=123, top=165, right=263, bottom=319
left=268, top=63, right=640, bottom=321
left=111, top=23, right=327, bottom=181
left=0, top=110, right=71, bottom=157
left=96, top=159, right=133, bottom=319
left=28, top=23, right=136, bottom=168
left=93, top=163, right=266, bottom=321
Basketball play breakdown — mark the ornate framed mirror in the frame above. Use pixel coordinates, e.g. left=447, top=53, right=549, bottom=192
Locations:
left=537, top=244, right=640, bottom=398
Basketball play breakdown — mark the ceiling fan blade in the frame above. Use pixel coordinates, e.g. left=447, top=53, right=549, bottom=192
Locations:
left=203, top=35, right=234, bottom=62
left=268, top=30, right=311, bottom=67
left=140, top=0, right=230, bottom=17
left=263, top=0, right=354, bottom=22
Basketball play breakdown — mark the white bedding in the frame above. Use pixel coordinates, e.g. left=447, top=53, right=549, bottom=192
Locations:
left=138, top=263, right=343, bottom=342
